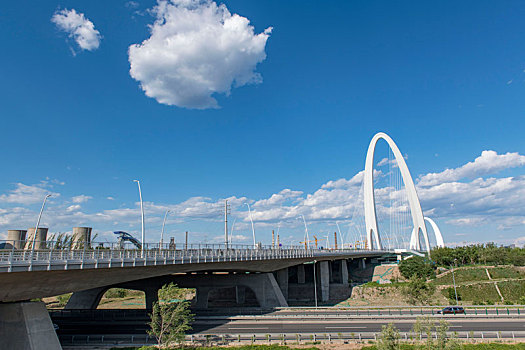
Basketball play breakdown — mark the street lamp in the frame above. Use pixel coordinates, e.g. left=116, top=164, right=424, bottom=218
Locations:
left=160, top=209, right=170, bottom=248
left=336, top=221, right=344, bottom=249
left=133, top=180, right=145, bottom=254
left=451, top=258, right=459, bottom=305
left=31, top=194, right=51, bottom=254
left=298, top=215, right=310, bottom=249
left=244, top=203, right=256, bottom=248
left=229, top=217, right=237, bottom=246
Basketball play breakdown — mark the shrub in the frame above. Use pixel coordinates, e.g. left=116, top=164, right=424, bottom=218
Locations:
left=399, top=256, right=436, bottom=280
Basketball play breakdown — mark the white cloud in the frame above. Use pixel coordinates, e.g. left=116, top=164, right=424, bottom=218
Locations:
left=51, top=9, right=101, bottom=52
left=72, top=195, right=92, bottom=203
left=418, top=150, right=525, bottom=186
left=0, top=183, right=60, bottom=205
left=128, top=0, right=272, bottom=109
left=2, top=150, right=525, bottom=246
left=66, top=205, right=81, bottom=212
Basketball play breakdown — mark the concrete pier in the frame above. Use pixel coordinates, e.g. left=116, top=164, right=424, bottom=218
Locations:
left=297, top=264, right=305, bottom=284
left=319, top=261, right=330, bottom=302
left=0, top=301, right=61, bottom=350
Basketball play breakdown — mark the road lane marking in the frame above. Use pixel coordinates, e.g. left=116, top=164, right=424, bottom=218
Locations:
left=325, top=326, right=368, bottom=329
left=228, top=327, right=269, bottom=330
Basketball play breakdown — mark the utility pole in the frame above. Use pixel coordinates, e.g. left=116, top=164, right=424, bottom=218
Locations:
left=277, top=234, right=280, bottom=248
left=185, top=231, right=188, bottom=250
left=334, top=231, right=338, bottom=250
left=272, top=230, right=275, bottom=248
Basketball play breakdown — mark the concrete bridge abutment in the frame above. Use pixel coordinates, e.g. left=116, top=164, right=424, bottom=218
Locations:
left=0, top=301, right=62, bottom=350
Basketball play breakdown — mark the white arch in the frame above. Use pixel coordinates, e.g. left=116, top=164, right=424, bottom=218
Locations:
left=363, top=132, right=429, bottom=252
left=424, top=217, right=445, bottom=248
left=409, top=217, right=445, bottom=250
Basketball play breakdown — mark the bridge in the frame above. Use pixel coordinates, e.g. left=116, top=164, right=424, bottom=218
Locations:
left=0, top=132, right=447, bottom=350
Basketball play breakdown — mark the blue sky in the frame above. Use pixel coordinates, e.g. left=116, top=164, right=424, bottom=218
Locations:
left=1, top=0, right=525, bottom=247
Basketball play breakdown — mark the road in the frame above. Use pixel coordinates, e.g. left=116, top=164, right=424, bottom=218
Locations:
left=51, top=309, right=525, bottom=337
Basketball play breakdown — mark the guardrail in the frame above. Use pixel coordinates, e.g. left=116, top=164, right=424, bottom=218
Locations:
left=58, top=331, right=525, bottom=346
left=0, top=241, right=385, bottom=273
left=50, top=306, right=525, bottom=321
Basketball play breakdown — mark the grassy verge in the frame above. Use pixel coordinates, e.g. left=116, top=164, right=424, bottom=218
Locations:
left=489, top=267, right=525, bottom=279
left=363, top=344, right=525, bottom=350
left=433, top=268, right=489, bottom=285
left=497, top=280, right=525, bottom=303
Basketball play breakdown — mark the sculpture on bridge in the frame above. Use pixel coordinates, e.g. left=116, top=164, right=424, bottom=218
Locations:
left=114, top=231, right=142, bottom=250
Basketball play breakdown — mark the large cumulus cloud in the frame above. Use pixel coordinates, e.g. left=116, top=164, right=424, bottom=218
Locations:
left=128, top=0, right=272, bottom=109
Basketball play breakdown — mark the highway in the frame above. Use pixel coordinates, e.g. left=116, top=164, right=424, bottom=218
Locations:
left=51, top=309, right=525, bottom=337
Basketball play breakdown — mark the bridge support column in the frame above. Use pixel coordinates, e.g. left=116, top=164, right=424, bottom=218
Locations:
left=297, top=264, right=305, bottom=284
left=0, top=301, right=62, bottom=350
left=360, top=258, right=366, bottom=270
left=319, top=261, right=330, bottom=302
left=144, top=286, right=159, bottom=310
left=235, top=286, right=246, bottom=304
left=65, top=286, right=106, bottom=309
left=250, top=273, right=288, bottom=308
left=275, top=268, right=289, bottom=299
left=195, top=287, right=210, bottom=309
left=341, top=259, right=349, bottom=285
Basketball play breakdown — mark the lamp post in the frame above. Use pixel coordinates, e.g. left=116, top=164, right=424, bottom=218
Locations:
left=31, top=194, right=51, bottom=254
left=312, top=260, right=318, bottom=308
left=452, top=258, right=459, bottom=305
left=229, top=217, right=237, bottom=246
left=299, top=215, right=310, bottom=249
left=160, top=209, right=170, bottom=248
left=336, top=221, right=344, bottom=249
left=244, top=203, right=256, bottom=248
left=133, top=180, right=145, bottom=255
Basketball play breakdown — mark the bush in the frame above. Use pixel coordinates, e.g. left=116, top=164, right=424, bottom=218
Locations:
left=105, top=288, right=128, bottom=299
left=399, top=256, right=436, bottom=280
left=56, top=293, right=72, bottom=307
left=403, top=275, right=436, bottom=305
left=377, top=323, right=400, bottom=350
left=446, top=287, right=461, bottom=303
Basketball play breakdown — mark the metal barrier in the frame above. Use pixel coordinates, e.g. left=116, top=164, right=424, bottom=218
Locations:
left=0, top=240, right=385, bottom=273
left=58, top=331, right=525, bottom=346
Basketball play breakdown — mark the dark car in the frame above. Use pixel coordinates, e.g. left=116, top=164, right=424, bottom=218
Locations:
left=438, top=306, right=465, bottom=314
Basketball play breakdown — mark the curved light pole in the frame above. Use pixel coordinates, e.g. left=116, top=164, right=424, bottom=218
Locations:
left=229, top=217, right=237, bottom=246
left=244, top=203, right=256, bottom=248
left=299, top=215, right=310, bottom=249
left=133, top=180, right=145, bottom=255
left=31, top=194, right=51, bottom=254
left=160, top=209, right=170, bottom=248
left=336, top=221, right=344, bottom=249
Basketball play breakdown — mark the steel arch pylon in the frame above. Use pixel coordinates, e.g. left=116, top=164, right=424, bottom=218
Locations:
left=363, top=132, right=430, bottom=252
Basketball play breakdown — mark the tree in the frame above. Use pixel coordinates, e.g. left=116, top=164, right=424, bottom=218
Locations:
left=399, top=256, right=436, bottom=280
left=377, top=323, right=400, bottom=350
left=403, top=275, right=436, bottom=305
left=412, top=317, right=460, bottom=350
left=148, top=283, right=194, bottom=347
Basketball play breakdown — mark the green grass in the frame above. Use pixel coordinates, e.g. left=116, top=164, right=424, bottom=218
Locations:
left=497, top=280, right=525, bottom=302
left=489, top=267, right=525, bottom=280
left=433, top=268, right=489, bottom=285
left=363, top=344, right=525, bottom=350
left=117, top=346, right=320, bottom=350
left=441, top=283, right=501, bottom=304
